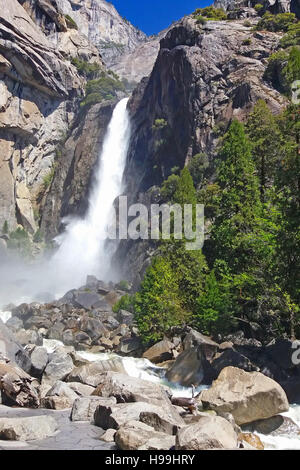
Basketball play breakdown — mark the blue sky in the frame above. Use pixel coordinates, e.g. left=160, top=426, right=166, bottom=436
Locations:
left=110, top=1, right=211, bottom=36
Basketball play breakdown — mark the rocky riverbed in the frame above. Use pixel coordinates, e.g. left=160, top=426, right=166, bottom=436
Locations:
left=0, top=276, right=300, bottom=450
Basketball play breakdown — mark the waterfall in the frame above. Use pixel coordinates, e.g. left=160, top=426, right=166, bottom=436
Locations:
left=50, top=97, right=131, bottom=294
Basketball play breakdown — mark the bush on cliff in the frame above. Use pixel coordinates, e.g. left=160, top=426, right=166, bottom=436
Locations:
left=255, top=12, right=297, bottom=32
left=81, top=73, right=125, bottom=108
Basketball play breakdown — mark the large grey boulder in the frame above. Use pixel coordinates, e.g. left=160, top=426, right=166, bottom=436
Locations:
left=91, top=371, right=174, bottom=410
left=115, top=420, right=175, bottom=450
left=0, top=319, right=31, bottom=372
left=30, top=346, right=48, bottom=378
left=0, top=416, right=57, bottom=441
left=71, top=396, right=117, bottom=422
left=43, top=349, right=74, bottom=383
left=200, top=367, right=289, bottom=425
left=94, top=401, right=183, bottom=431
left=67, top=360, right=126, bottom=387
left=166, top=330, right=219, bottom=386
left=175, top=415, right=238, bottom=450
left=143, top=339, right=175, bottom=364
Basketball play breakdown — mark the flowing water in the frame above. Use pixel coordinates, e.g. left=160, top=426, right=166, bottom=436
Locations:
left=0, top=98, right=131, bottom=306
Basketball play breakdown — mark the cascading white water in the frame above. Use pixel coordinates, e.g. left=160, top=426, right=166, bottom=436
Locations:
left=49, top=98, right=131, bottom=294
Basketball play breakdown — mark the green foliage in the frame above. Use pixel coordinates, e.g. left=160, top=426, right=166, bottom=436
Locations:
left=188, top=153, right=209, bottom=187
left=243, top=20, right=252, bottom=27
left=264, top=50, right=289, bottom=92
left=242, top=38, right=252, bottom=46
left=152, top=118, right=168, bottom=131
left=246, top=100, right=282, bottom=202
left=65, top=14, right=78, bottom=30
left=33, top=228, right=43, bottom=243
left=280, top=22, right=300, bottom=48
left=2, top=220, right=8, bottom=235
left=112, top=294, right=134, bottom=313
left=134, top=257, right=188, bottom=344
left=193, top=7, right=227, bottom=21
left=282, top=47, right=300, bottom=87
left=81, top=73, right=125, bottom=108
left=71, top=58, right=102, bottom=80
left=173, top=167, right=197, bottom=205
left=195, top=15, right=207, bottom=25
left=254, top=3, right=264, bottom=15
left=255, top=12, right=296, bottom=32
left=43, top=166, right=56, bottom=189
left=160, top=174, right=180, bottom=201
left=118, top=280, right=130, bottom=291
left=7, top=227, right=31, bottom=258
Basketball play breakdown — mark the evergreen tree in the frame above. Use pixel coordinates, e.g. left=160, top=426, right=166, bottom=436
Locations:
left=246, top=100, right=282, bottom=202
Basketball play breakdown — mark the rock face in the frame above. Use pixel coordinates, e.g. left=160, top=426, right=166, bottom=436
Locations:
left=200, top=367, right=289, bottom=425
left=214, top=0, right=300, bottom=18
left=175, top=414, right=238, bottom=450
left=0, top=0, right=84, bottom=233
left=117, top=15, right=286, bottom=284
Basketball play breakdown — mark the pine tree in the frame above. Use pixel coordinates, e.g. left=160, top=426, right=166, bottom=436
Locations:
left=246, top=100, right=282, bottom=202
left=173, top=167, right=197, bottom=205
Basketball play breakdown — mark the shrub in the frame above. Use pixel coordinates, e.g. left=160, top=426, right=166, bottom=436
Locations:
left=242, top=38, right=252, bottom=46
left=81, top=73, right=125, bottom=108
left=7, top=227, right=31, bottom=257
left=243, top=20, right=252, bottom=27
left=118, top=280, right=130, bottom=291
left=188, top=153, right=209, bottom=186
left=256, top=12, right=296, bottom=32
left=254, top=3, right=264, bottom=15
left=71, top=58, right=102, bottom=80
left=33, top=228, right=43, bottom=243
left=264, top=48, right=300, bottom=94
left=195, top=15, right=207, bottom=25
left=152, top=118, right=168, bottom=131
left=112, top=294, right=134, bottom=313
left=280, top=22, right=300, bottom=48
left=43, top=166, right=56, bottom=189
left=65, top=14, right=78, bottom=30
left=193, top=7, right=227, bottom=21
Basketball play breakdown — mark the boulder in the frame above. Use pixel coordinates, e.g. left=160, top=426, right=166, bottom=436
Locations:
left=46, top=381, right=78, bottom=402
left=118, top=336, right=142, bottom=355
left=67, top=360, right=126, bottom=386
left=200, top=367, right=289, bottom=425
left=138, top=435, right=176, bottom=450
left=0, top=416, right=57, bottom=441
left=94, top=402, right=180, bottom=430
left=238, top=433, right=264, bottom=450
left=100, top=428, right=117, bottom=442
left=30, top=346, right=48, bottom=378
left=245, top=414, right=300, bottom=437
left=139, top=409, right=185, bottom=435
left=211, top=348, right=258, bottom=376
left=117, top=310, right=134, bottom=326
left=71, top=396, right=117, bottom=422
left=143, top=340, right=175, bottom=364
left=41, top=396, right=73, bottom=410
left=175, top=415, right=238, bottom=450
left=166, top=329, right=218, bottom=386
left=68, top=382, right=95, bottom=396
left=91, top=371, right=175, bottom=410
left=115, top=420, right=175, bottom=450
left=43, top=349, right=74, bottom=384
left=0, top=319, right=31, bottom=372
left=0, top=361, right=39, bottom=408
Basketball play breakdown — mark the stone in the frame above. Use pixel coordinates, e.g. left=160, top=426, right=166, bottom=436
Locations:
left=138, top=435, right=176, bottom=450
left=46, top=381, right=78, bottom=402
left=166, top=329, right=219, bottom=386
left=68, top=382, right=95, bottom=396
left=74, top=292, right=106, bottom=310
left=239, top=432, right=264, bottom=450
left=245, top=414, right=300, bottom=437
left=143, top=339, right=175, bottom=364
left=91, top=371, right=175, bottom=410
left=15, top=329, right=43, bottom=347
left=41, top=396, right=72, bottom=410
left=0, top=319, right=31, bottom=373
left=43, top=349, right=74, bottom=383
left=67, top=360, right=126, bottom=386
left=71, top=396, right=117, bottom=422
left=0, top=361, right=39, bottom=408
left=30, top=346, right=48, bottom=378
left=117, top=310, right=134, bottom=326
left=100, top=428, right=116, bottom=443
left=94, top=402, right=179, bottom=430
left=211, top=348, right=258, bottom=375
left=200, top=367, right=289, bottom=425
left=0, top=416, right=57, bottom=441
left=118, top=336, right=142, bottom=355
left=115, top=420, right=175, bottom=451
left=175, top=415, right=238, bottom=450
left=139, top=409, right=185, bottom=435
